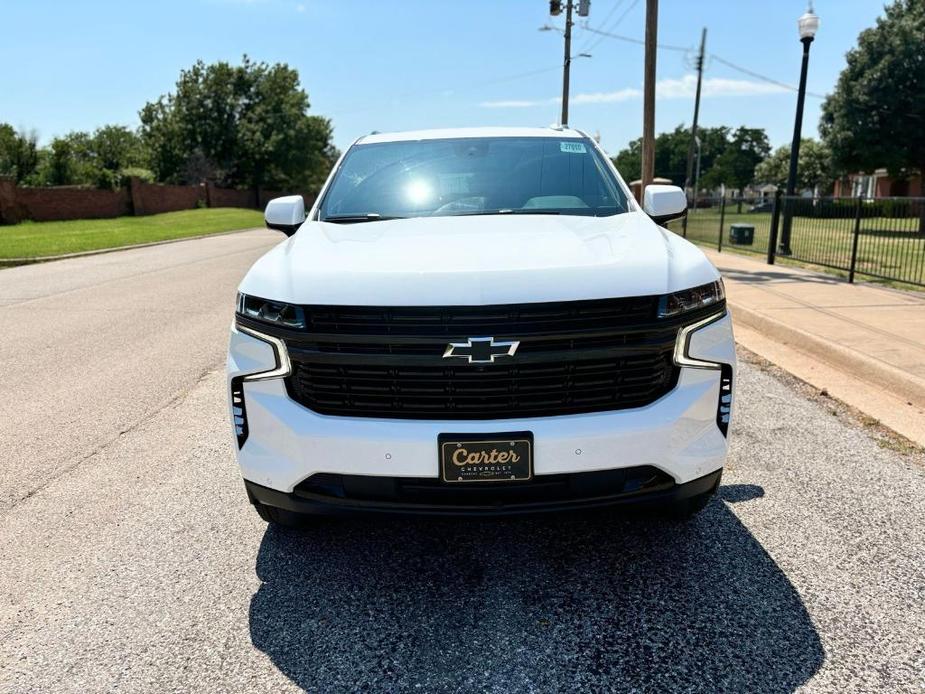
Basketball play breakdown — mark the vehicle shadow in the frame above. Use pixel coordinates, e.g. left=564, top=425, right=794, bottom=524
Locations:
left=249, top=488, right=823, bottom=692
left=717, top=267, right=843, bottom=286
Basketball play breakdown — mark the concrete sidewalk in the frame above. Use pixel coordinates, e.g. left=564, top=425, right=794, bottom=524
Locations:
left=703, top=249, right=925, bottom=446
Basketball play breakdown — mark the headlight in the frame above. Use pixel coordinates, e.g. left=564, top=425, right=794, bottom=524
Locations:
left=236, top=293, right=306, bottom=329
left=658, top=280, right=725, bottom=319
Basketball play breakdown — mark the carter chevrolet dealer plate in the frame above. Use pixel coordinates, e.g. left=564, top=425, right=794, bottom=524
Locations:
left=438, top=433, right=533, bottom=483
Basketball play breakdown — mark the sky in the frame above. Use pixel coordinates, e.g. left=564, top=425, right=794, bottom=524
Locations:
left=1, top=0, right=889, bottom=158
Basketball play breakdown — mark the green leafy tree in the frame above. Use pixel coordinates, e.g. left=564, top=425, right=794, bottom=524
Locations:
left=612, top=124, right=768, bottom=192
left=754, top=139, right=833, bottom=193
left=613, top=124, right=730, bottom=186
left=32, top=126, right=147, bottom=188
left=92, top=125, right=147, bottom=175
left=819, top=0, right=924, bottom=184
left=140, top=56, right=338, bottom=191
left=0, top=124, right=40, bottom=183
left=701, top=127, right=770, bottom=191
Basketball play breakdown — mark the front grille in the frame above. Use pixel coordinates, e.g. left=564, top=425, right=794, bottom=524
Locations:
left=290, top=353, right=676, bottom=418
left=237, top=297, right=721, bottom=419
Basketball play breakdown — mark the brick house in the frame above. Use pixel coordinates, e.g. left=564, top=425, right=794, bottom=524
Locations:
left=833, top=169, right=922, bottom=198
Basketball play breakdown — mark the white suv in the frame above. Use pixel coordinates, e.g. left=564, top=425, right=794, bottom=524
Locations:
left=227, top=127, right=735, bottom=524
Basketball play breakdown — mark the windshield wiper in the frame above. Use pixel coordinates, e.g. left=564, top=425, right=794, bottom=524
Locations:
left=445, top=209, right=562, bottom=217
left=322, top=214, right=406, bottom=223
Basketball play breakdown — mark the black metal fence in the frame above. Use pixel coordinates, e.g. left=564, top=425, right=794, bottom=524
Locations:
left=667, top=192, right=925, bottom=289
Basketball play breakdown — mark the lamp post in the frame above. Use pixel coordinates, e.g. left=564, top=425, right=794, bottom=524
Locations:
left=778, top=5, right=820, bottom=256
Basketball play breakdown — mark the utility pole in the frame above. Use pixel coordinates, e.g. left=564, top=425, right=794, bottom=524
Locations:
left=684, top=28, right=707, bottom=199
left=641, top=0, right=658, bottom=195
left=547, top=1, right=589, bottom=126
left=681, top=27, right=706, bottom=235
left=560, top=0, right=574, bottom=125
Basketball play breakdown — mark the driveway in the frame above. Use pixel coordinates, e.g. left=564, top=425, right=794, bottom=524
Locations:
left=0, top=232, right=922, bottom=692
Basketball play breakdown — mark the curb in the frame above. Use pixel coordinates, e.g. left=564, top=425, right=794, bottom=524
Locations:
left=729, top=300, right=925, bottom=410
left=0, top=226, right=262, bottom=268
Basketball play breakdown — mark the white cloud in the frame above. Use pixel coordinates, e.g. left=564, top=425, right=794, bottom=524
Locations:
left=571, top=88, right=641, bottom=105
left=479, top=75, right=788, bottom=109
left=479, top=98, right=553, bottom=109
left=658, top=75, right=789, bottom=98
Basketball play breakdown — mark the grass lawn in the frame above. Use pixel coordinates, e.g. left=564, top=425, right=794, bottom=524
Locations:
left=0, top=208, right=264, bottom=260
left=669, top=208, right=925, bottom=290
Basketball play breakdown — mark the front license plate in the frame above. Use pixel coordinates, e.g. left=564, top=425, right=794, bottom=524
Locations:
left=439, top=432, right=533, bottom=483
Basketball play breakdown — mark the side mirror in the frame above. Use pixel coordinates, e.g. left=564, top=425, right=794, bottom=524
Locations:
left=643, top=184, right=687, bottom=225
left=264, top=195, right=306, bottom=236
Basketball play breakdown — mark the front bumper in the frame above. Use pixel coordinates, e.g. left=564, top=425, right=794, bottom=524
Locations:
left=227, top=311, right=735, bottom=498
left=244, top=468, right=723, bottom=517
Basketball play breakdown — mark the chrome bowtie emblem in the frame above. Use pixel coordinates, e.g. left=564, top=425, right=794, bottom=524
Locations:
left=443, top=337, right=520, bottom=364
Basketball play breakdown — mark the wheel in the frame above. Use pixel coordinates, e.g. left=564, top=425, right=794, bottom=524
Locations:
left=252, top=501, right=311, bottom=527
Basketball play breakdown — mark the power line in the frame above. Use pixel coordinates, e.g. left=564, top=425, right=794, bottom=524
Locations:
left=334, top=64, right=564, bottom=116
left=708, top=53, right=825, bottom=99
left=581, top=24, right=826, bottom=99
left=577, top=0, right=625, bottom=51
left=583, top=0, right=640, bottom=53
left=581, top=24, right=687, bottom=51
left=481, top=65, right=563, bottom=87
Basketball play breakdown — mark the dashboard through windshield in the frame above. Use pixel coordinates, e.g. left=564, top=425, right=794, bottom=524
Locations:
left=318, top=136, right=630, bottom=222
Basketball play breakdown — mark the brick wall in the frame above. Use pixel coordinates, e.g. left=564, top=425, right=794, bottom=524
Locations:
left=207, top=184, right=256, bottom=209
left=0, top=181, right=132, bottom=223
left=130, top=179, right=205, bottom=216
left=0, top=177, right=317, bottom=225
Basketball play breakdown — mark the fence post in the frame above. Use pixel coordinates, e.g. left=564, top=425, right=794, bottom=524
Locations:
left=767, top=189, right=783, bottom=265
left=717, top=196, right=726, bottom=252
left=848, top=195, right=863, bottom=283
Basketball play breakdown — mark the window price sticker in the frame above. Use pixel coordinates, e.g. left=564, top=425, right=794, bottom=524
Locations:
left=560, top=141, right=587, bottom=154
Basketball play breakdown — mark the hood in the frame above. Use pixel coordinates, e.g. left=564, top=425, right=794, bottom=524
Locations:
left=239, top=212, right=718, bottom=306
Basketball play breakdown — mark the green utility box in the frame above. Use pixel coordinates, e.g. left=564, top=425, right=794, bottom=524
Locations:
left=728, top=223, right=755, bottom=245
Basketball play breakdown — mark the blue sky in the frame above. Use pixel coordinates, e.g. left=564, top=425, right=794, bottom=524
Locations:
left=1, top=0, right=887, bottom=156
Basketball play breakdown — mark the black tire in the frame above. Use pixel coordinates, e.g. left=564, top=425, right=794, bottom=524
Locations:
left=252, top=501, right=311, bottom=528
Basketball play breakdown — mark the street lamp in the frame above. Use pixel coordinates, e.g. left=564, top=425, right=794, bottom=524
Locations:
left=779, top=4, right=819, bottom=256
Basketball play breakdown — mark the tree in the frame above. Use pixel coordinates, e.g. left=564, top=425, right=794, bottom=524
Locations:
left=91, top=125, right=147, bottom=176
left=701, top=127, right=770, bottom=191
left=613, top=124, right=730, bottom=186
left=819, top=0, right=925, bottom=183
left=612, top=124, right=768, bottom=192
left=755, top=139, right=833, bottom=193
left=31, top=126, right=147, bottom=188
left=140, top=56, right=338, bottom=191
left=0, top=124, right=39, bottom=183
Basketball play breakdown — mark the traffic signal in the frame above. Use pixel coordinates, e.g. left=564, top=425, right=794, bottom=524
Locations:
left=577, top=0, right=591, bottom=17
left=549, top=0, right=562, bottom=16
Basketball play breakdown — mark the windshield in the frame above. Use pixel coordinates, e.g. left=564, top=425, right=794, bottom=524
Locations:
left=318, top=136, right=630, bottom=221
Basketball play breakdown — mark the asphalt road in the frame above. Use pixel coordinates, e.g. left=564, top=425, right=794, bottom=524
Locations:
left=1, top=231, right=923, bottom=693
